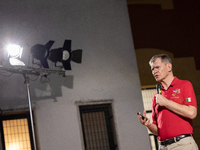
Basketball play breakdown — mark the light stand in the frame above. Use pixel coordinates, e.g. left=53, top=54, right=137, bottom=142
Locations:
left=0, top=65, right=65, bottom=150
left=24, top=73, right=37, bottom=150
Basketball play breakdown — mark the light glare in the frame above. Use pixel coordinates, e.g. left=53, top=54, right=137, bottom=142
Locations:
left=6, top=44, right=23, bottom=58
left=9, top=58, right=25, bottom=66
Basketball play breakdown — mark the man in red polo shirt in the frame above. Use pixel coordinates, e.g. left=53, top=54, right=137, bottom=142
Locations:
left=138, top=54, right=199, bottom=150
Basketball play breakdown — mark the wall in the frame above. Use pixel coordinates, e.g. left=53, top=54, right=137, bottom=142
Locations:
left=0, top=0, right=151, bottom=150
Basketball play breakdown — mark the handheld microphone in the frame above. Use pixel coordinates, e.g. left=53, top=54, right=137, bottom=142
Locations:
left=156, top=83, right=162, bottom=94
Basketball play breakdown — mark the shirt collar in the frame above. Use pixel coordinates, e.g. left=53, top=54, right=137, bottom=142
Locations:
left=170, top=76, right=178, bottom=87
left=161, top=77, right=178, bottom=90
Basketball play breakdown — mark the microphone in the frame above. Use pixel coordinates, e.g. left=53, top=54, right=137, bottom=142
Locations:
left=156, top=83, right=162, bottom=94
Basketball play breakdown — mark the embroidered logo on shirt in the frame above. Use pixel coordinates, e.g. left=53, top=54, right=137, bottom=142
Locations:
left=186, top=97, right=191, bottom=102
left=172, top=88, right=180, bottom=96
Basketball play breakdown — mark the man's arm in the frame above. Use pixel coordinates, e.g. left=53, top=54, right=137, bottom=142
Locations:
left=156, top=94, right=197, bottom=119
left=146, top=122, right=158, bottom=136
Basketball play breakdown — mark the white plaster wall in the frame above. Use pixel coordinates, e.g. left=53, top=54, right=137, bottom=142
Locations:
left=0, top=0, right=151, bottom=149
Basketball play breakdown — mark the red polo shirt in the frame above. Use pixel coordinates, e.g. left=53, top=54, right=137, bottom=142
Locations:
left=152, top=77, right=197, bottom=141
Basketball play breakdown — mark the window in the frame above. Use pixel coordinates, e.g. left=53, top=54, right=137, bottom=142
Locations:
left=79, top=103, right=118, bottom=150
left=0, top=112, right=35, bottom=150
left=141, top=88, right=159, bottom=150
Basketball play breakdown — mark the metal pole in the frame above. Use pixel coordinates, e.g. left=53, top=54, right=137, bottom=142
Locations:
left=24, top=74, right=37, bottom=150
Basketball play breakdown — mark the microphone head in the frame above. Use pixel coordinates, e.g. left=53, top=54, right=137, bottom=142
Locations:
left=156, top=83, right=162, bottom=94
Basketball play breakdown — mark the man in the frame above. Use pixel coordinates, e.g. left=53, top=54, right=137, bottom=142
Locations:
left=138, top=54, right=199, bottom=150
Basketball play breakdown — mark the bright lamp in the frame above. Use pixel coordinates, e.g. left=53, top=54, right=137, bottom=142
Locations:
left=6, top=44, right=25, bottom=66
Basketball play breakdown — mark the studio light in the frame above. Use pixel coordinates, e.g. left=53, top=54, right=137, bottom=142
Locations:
left=49, top=40, right=82, bottom=70
left=7, top=44, right=23, bottom=58
left=30, top=40, right=55, bottom=68
left=6, top=44, right=25, bottom=66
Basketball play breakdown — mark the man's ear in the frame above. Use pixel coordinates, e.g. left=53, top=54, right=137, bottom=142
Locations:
left=167, top=63, right=172, bottom=72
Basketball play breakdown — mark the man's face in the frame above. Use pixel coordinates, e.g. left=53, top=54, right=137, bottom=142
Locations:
left=150, top=58, right=171, bottom=82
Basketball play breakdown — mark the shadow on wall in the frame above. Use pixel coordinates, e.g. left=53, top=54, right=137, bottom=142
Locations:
left=30, top=74, right=74, bottom=102
left=0, top=72, right=73, bottom=109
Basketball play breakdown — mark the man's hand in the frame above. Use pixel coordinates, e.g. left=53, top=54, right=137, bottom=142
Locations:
left=156, top=94, right=168, bottom=106
left=137, top=110, right=158, bottom=135
left=138, top=110, right=151, bottom=127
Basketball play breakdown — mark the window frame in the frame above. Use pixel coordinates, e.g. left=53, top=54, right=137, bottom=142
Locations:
left=0, top=111, right=35, bottom=150
left=141, top=87, right=159, bottom=150
left=76, top=100, right=118, bottom=150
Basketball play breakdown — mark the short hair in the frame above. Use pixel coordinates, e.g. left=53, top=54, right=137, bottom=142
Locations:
left=149, top=54, right=172, bottom=66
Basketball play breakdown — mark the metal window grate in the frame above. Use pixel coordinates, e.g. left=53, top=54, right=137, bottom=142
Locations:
left=3, top=119, right=31, bottom=150
left=142, top=88, right=157, bottom=111
left=79, top=104, right=117, bottom=150
left=141, top=88, right=158, bottom=150
left=0, top=113, right=34, bottom=150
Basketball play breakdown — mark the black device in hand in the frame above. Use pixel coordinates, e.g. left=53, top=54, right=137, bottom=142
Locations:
left=137, top=112, right=145, bottom=120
